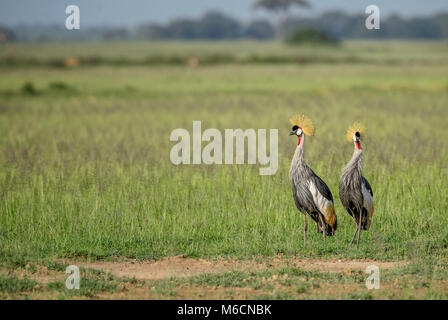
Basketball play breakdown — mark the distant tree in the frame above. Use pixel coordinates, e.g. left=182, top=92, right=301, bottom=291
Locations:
left=315, top=11, right=353, bottom=38
left=382, top=15, right=409, bottom=38
left=0, top=25, right=16, bottom=42
left=253, top=0, right=310, bottom=11
left=252, top=0, right=311, bottom=38
left=433, top=13, right=448, bottom=38
left=167, top=19, right=201, bottom=39
left=245, top=20, right=275, bottom=39
left=137, top=11, right=243, bottom=40
left=137, top=23, right=169, bottom=40
left=199, top=11, right=243, bottom=39
left=101, top=28, right=129, bottom=41
left=406, top=17, right=442, bottom=39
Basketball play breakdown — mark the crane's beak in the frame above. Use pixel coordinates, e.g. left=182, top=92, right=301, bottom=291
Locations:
left=289, top=130, right=296, bottom=136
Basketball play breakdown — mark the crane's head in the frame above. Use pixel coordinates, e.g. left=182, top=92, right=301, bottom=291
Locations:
left=346, top=122, right=366, bottom=150
left=289, top=115, right=314, bottom=146
left=289, top=125, right=302, bottom=136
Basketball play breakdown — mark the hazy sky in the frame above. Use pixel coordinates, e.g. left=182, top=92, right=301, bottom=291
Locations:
left=1, top=0, right=448, bottom=27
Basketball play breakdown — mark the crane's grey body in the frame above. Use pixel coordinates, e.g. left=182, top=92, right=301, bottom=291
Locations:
left=290, top=135, right=337, bottom=242
left=339, top=142, right=374, bottom=246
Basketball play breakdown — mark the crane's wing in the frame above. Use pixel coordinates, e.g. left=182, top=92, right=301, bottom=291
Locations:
left=361, top=176, right=374, bottom=225
left=308, top=174, right=337, bottom=230
left=310, top=174, right=333, bottom=202
left=291, top=183, right=305, bottom=213
left=362, top=176, right=373, bottom=197
left=292, top=182, right=320, bottom=223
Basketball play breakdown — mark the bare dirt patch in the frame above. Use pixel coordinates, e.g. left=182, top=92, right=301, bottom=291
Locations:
left=66, top=255, right=265, bottom=280
left=0, top=264, right=65, bottom=284
left=62, top=255, right=407, bottom=281
left=174, top=285, right=263, bottom=300
left=95, top=285, right=263, bottom=300
left=290, top=258, right=402, bottom=274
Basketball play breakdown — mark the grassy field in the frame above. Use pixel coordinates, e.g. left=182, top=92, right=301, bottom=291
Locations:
left=0, top=41, right=447, bottom=299
left=2, top=40, right=448, bottom=67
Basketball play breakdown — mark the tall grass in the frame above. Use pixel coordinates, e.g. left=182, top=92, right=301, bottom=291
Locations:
left=0, top=43, right=447, bottom=262
left=1, top=41, right=448, bottom=68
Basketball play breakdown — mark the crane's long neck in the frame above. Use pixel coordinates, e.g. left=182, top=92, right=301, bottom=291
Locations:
left=290, top=135, right=308, bottom=176
left=343, top=145, right=364, bottom=178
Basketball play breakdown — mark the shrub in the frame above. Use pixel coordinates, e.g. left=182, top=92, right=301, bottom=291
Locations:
left=285, top=28, right=339, bottom=45
left=21, top=81, right=38, bottom=95
left=48, top=81, right=70, bottom=91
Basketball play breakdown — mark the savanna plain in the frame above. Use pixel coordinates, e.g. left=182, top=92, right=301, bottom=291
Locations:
left=0, top=41, right=447, bottom=299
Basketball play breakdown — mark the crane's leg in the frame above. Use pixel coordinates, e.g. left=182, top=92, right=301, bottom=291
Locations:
left=349, top=226, right=358, bottom=246
left=356, top=214, right=362, bottom=248
left=318, top=214, right=326, bottom=243
left=303, top=214, right=307, bottom=247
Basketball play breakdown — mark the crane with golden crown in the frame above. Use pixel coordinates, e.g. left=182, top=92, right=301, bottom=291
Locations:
left=339, top=123, right=374, bottom=247
left=289, top=115, right=338, bottom=245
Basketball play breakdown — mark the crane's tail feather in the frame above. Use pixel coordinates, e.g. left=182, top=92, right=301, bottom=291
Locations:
left=317, top=220, right=337, bottom=236
left=359, top=207, right=374, bottom=230
left=324, top=204, right=337, bottom=236
left=310, top=207, right=337, bottom=236
left=316, top=209, right=337, bottom=236
left=352, top=207, right=373, bottom=230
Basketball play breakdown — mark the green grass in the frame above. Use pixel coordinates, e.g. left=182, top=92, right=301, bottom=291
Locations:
left=2, top=257, right=447, bottom=299
left=2, top=40, right=448, bottom=64
left=165, top=267, right=329, bottom=291
left=0, top=275, right=37, bottom=294
left=0, top=261, right=137, bottom=299
left=44, top=268, right=120, bottom=298
left=145, top=267, right=327, bottom=298
left=0, top=41, right=447, bottom=267
left=140, top=256, right=448, bottom=299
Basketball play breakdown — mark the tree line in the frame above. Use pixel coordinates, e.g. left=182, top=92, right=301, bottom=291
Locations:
left=1, top=10, right=448, bottom=42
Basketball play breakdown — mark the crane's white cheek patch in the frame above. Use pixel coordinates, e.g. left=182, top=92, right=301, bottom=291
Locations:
left=308, top=181, right=337, bottom=228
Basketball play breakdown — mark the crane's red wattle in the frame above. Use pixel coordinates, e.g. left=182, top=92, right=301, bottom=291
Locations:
left=297, top=136, right=301, bottom=146
left=355, top=142, right=361, bottom=150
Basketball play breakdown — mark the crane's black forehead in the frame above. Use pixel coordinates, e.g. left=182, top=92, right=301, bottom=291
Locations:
left=355, top=132, right=360, bottom=137
left=292, top=125, right=299, bottom=131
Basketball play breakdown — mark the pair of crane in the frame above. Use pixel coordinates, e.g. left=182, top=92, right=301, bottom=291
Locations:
left=289, top=115, right=374, bottom=248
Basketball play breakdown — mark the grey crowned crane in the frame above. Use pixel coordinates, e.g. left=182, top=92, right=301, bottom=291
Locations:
left=289, top=115, right=338, bottom=246
left=339, top=123, right=374, bottom=247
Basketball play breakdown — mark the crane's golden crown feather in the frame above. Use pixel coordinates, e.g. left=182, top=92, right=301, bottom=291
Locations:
left=289, top=115, right=315, bottom=136
left=346, top=122, right=366, bottom=142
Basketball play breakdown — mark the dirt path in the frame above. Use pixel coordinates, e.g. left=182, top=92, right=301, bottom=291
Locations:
left=1, top=256, right=416, bottom=299
left=63, top=255, right=406, bottom=280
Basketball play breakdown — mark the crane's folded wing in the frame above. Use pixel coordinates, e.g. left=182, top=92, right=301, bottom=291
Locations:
left=308, top=178, right=337, bottom=228
left=362, top=176, right=373, bottom=197
left=361, top=176, right=374, bottom=222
